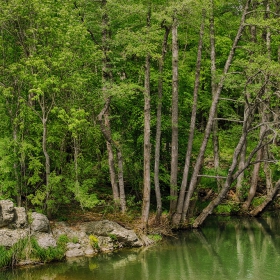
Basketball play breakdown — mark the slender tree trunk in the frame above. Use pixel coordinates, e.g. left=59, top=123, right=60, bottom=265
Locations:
left=117, top=149, right=126, bottom=213
left=181, top=0, right=251, bottom=223
left=193, top=106, right=270, bottom=228
left=73, top=137, right=80, bottom=199
left=172, top=10, right=205, bottom=226
left=99, top=0, right=126, bottom=209
left=235, top=140, right=247, bottom=201
left=170, top=13, right=179, bottom=214
left=250, top=179, right=280, bottom=216
left=263, top=144, right=273, bottom=194
left=236, top=94, right=250, bottom=201
left=242, top=105, right=266, bottom=210
left=209, top=2, right=222, bottom=191
left=104, top=113, right=120, bottom=202
left=42, top=115, right=50, bottom=215
left=154, top=25, right=170, bottom=223
left=141, top=53, right=151, bottom=233
left=97, top=98, right=125, bottom=204
left=12, top=127, right=21, bottom=206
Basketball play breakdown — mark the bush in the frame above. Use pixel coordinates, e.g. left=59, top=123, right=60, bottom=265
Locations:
left=89, top=235, right=99, bottom=249
left=214, top=202, right=240, bottom=215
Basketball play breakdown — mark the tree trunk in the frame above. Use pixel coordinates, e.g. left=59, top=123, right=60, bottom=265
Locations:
left=117, top=149, right=126, bottom=213
left=141, top=53, right=151, bottom=233
left=250, top=179, right=280, bottom=216
left=104, top=113, right=120, bottom=202
left=235, top=141, right=247, bottom=201
left=12, top=127, right=21, bottom=206
left=181, top=0, right=251, bottom=223
left=172, top=10, right=205, bottom=226
left=154, top=25, right=170, bottom=223
left=193, top=107, right=270, bottom=228
left=170, top=13, right=179, bottom=214
left=42, top=115, right=50, bottom=215
left=209, top=2, right=222, bottom=191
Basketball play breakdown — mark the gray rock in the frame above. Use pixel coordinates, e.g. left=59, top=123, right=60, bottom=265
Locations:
left=65, top=248, right=84, bottom=258
left=31, top=212, right=50, bottom=233
left=0, top=200, right=14, bottom=228
left=67, top=242, right=81, bottom=250
left=85, top=220, right=143, bottom=247
left=84, top=246, right=95, bottom=256
left=13, top=207, right=28, bottom=228
left=97, top=236, right=114, bottom=251
left=0, top=228, right=29, bottom=247
left=35, top=233, right=57, bottom=249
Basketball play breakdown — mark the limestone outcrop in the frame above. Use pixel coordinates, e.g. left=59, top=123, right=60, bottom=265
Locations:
left=0, top=199, right=143, bottom=261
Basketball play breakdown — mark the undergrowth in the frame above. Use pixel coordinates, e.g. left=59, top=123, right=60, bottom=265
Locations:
left=0, top=235, right=68, bottom=269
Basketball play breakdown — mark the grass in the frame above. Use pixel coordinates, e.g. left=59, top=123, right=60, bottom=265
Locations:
left=0, top=235, right=69, bottom=269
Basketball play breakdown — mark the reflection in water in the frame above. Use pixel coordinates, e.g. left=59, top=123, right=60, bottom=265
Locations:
left=2, top=215, right=280, bottom=280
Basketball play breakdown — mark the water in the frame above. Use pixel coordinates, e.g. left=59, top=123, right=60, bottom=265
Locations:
left=1, top=215, right=280, bottom=280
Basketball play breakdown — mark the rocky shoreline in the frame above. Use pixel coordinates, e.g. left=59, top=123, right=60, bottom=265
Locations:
left=0, top=200, right=143, bottom=266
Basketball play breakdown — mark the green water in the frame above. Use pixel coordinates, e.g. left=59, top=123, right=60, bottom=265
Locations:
left=1, top=215, right=280, bottom=280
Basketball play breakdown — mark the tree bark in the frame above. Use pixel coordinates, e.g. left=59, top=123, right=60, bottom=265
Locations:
left=172, top=10, right=205, bottom=226
left=193, top=107, right=270, bottom=228
left=181, top=0, right=251, bottom=223
left=117, top=149, right=126, bottom=213
left=242, top=105, right=266, bottom=210
left=250, top=179, right=280, bottom=217
left=104, top=113, right=120, bottom=202
left=154, top=24, right=170, bottom=223
left=209, top=2, right=222, bottom=191
left=170, top=13, right=179, bottom=214
left=141, top=53, right=151, bottom=233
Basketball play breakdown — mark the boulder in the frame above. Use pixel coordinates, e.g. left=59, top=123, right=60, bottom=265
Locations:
left=85, top=220, right=143, bottom=247
left=31, top=212, right=50, bottom=233
left=65, top=248, right=84, bottom=258
left=13, top=207, right=28, bottom=228
left=35, top=233, right=57, bottom=249
left=66, top=242, right=81, bottom=250
left=0, top=228, right=29, bottom=247
left=97, top=236, right=114, bottom=252
left=65, top=243, right=84, bottom=258
left=84, top=246, right=95, bottom=256
left=0, top=200, right=14, bottom=228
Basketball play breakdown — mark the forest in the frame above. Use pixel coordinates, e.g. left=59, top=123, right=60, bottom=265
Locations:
left=0, top=0, right=279, bottom=233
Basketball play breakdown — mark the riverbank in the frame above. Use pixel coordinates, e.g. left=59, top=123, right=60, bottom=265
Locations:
left=1, top=195, right=276, bottom=270
left=0, top=200, right=172, bottom=270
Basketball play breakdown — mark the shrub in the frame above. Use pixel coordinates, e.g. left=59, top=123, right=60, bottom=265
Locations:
left=89, top=235, right=99, bottom=249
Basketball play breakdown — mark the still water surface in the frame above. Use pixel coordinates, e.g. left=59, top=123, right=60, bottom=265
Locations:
left=1, top=215, right=280, bottom=280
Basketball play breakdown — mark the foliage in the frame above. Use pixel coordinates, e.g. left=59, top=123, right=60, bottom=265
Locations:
left=147, top=234, right=162, bottom=242
left=0, top=0, right=279, bottom=225
left=0, top=236, right=68, bottom=269
left=214, top=202, right=240, bottom=215
left=89, top=235, right=99, bottom=249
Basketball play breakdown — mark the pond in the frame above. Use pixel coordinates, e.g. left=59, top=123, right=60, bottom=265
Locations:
left=1, top=214, right=280, bottom=280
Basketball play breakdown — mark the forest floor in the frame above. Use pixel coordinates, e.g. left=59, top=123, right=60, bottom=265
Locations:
left=51, top=204, right=175, bottom=238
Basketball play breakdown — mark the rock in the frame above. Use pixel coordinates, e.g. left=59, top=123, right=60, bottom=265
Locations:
left=84, top=246, right=95, bottom=256
left=65, top=247, right=84, bottom=258
left=97, top=236, right=114, bottom=252
left=85, top=220, right=143, bottom=247
left=13, top=207, right=28, bottom=228
left=35, top=233, right=57, bottom=249
left=0, top=228, right=29, bottom=247
left=67, top=242, right=81, bottom=250
left=0, top=200, right=14, bottom=228
left=31, top=212, right=50, bottom=233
